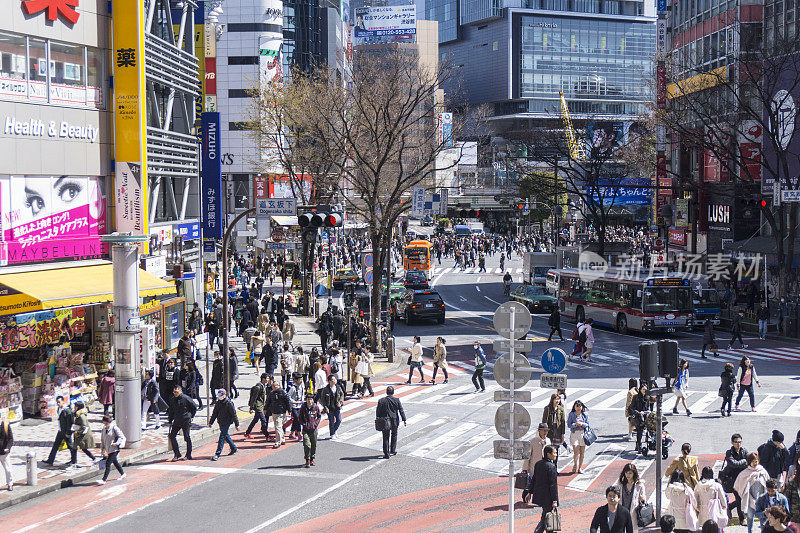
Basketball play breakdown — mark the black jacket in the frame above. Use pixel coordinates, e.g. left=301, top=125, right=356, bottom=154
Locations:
left=160, top=363, right=181, bottom=397
left=210, top=397, right=239, bottom=428
left=376, top=395, right=406, bottom=428
left=177, top=336, right=192, bottom=365
left=731, top=314, right=743, bottom=334
left=58, top=406, right=74, bottom=435
left=181, top=368, right=198, bottom=397
left=531, top=457, right=559, bottom=508
left=168, top=393, right=197, bottom=425
left=265, top=387, right=291, bottom=415
left=0, top=422, right=13, bottom=454
left=211, top=359, right=223, bottom=388
left=719, top=369, right=736, bottom=395
left=319, top=385, right=345, bottom=414
left=627, top=394, right=649, bottom=425
left=720, top=445, right=749, bottom=492
left=548, top=309, right=560, bottom=328
left=261, top=343, right=277, bottom=369
left=757, top=306, right=770, bottom=321
left=590, top=505, right=634, bottom=533
left=758, top=440, right=790, bottom=480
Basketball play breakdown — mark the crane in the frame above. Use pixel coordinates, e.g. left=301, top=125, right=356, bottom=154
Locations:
left=559, top=91, right=586, bottom=161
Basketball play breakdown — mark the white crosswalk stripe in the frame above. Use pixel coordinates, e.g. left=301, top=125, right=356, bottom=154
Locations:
left=567, top=443, right=627, bottom=492
left=409, top=423, right=478, bottom=458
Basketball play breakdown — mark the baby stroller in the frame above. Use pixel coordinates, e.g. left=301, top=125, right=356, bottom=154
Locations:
left=640, top=412, right=674, bottom=459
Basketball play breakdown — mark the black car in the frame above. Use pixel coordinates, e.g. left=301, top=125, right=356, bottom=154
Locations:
left=354, top=292, right=394, bottom=330
left=394, top=290, right=445, bottom=325
left=404, top=270, right=430, bottom=289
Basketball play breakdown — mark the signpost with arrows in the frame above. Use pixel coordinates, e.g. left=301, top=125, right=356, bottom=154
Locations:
left=492, top=301, right=533, bottom=533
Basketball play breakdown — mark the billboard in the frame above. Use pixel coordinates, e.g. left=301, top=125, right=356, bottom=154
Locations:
left=113, top=0, right=148, bottom=241
left=354, top=6, right=416, bottom=45
left=0, top=176, right=107, bottom=265
left=589, top=177, right=652, bottom=206
left=201, top=112, right=223, bottom=239
left=763, top=58, right=800, bottom=199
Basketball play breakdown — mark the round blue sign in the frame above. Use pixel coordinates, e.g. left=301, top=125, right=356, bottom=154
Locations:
left=364, top=271, right=374, bottom=284
left=541, top=348, right=567, bottom=374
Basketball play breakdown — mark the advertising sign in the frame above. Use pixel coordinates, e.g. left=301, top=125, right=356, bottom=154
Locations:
left=668, top=229, right=687, bottom=247
left=176, top=221, right=200, bottom=240
left=763, top=79, right=799, bottom=198
left=738, top=120, right=763, bottom=181
left=259, top=37, right=283, bottom=88
left=0, top=176, right=107, bottom=265
left=412, top=186, right=425, bottom=216
left=675, top=198, right=689, bottom=229
left=354, top=6, right=416, bottom=45
left=113, top=0, right=148, bottom=242
left=0, top=307, right=86, bottom=354
left=708, top=204, right=732, bottom=231
left=254, top=176, right=268, bottom=199
left=202, top=112, right=223, bottom=239
left=439, top=112, right=453, bottom=147
left=269, top=174, right=312, bottom=199
left=589, top=178, right=651, bottom=206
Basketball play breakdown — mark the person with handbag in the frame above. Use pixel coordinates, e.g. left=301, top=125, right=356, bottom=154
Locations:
left=694, top=467, right=728, bottom=529
left=665, top=443, right=701, bottom=489
left=719, top=363, right=737, bottom=416
left=542, top=393, right=566, bottom=453
left=734, top=452, right=771, bottom=533
left=590, top=485, right=634, bottom=533
left=406, top=336, right=425, bottom=384
left=67, top=401, right=96, bottom=469
left=355, top=350, right=374, bottom=397
left=529, top=445, right=559, bottom=533
left=613, top=463, right=648, bottom=530
left=665, top=470, right=699, bottom=533
left=430, top=337, right=448, bottom=384
left=375, top=386, right=406, bottom=459
left=44, top=395, right=73, bottom=467
left=96, top=415, right=126, bottom=485
left=627, top=384, right=650, bottom=454
left=299, top=393, right=322, bottom=468
left=567, top=400, right=589, bottom=474
left=672, top=359, right=692, bottom=416
left=521, top=423, right=552, bottom=503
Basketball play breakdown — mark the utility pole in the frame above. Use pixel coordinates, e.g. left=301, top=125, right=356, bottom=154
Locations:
left=103, top=233, right=149, bottom=449
left=222, top=207, right=256, bottom=394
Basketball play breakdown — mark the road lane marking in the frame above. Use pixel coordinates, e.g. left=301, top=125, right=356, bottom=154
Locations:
left=243, top=462, right=382, bottom=533
left=409, top=423, right=478, bottom=458
left=566, top=442, right=626, bottom=492
left=138, top=464, right=347, bottom=479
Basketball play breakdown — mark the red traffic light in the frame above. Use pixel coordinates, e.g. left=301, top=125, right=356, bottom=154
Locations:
left=760, top=199, right=767, bottom=208
left=518, top=204, right=524, bottom=210
left=324, top=213, right=343, bottom=227
left=475, top=210, right=480, bottom=217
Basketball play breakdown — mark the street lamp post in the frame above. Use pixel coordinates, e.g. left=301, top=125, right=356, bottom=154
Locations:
left=222, top=207, right=256, bottom=394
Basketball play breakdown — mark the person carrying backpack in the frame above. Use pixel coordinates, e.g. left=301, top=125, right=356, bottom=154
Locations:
left=571, top=320, right=585, bottom=358
left=244, top=373, right=270, bottom=440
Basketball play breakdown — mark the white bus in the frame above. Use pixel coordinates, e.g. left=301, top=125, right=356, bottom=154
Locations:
left=556, top=268, right=694, bottom=334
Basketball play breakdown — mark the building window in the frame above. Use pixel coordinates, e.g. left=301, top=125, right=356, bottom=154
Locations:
left=228, top=89, right=253, bottom=98
left=0, top=31, right=105, bottom=108
left=228, top=56, right=259, bottom=65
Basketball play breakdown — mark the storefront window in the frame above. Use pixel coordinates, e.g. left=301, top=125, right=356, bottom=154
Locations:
left=28, top=37, right=48, bottom=101
left=0, top=31, right=105, bottom=108
left=86, top=47, right=104, bottom=109
left=0, top=32, right=28, bottom=102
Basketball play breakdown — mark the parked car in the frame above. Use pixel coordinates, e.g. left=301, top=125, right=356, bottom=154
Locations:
left=421, top=215, right=434, bottom=226
left=354, top=292, right=394, bottom=330
left=404, top=270, right=430, bottom=289
left=394, top=290, right=445, bottom=325
left=509, top=284, right=558, bottom=314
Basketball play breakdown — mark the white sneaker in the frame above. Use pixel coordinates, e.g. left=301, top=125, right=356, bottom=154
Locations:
left=96, top=479, right=106, bottom=485
left=117, top=474, right=126, bottom=481
left=330, top=434, right=337, bottom=440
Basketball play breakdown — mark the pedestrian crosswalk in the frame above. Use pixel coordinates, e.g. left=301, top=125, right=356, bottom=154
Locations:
left=331, top=375, right=800, bottom=481
left=433, top=267, right=525, bottom=276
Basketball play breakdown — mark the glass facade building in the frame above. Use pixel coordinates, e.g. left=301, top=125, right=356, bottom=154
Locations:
left=426, top=0, right=459, bottom=42
left=518, top=14, right=654, bottom=116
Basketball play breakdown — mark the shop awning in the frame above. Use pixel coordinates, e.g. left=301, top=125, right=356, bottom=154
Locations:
left=0, top=264, right=175, bottom=315
left=270, top=215, right=300, bottom=227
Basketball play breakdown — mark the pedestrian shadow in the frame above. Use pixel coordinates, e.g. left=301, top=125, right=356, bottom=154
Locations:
left=259, top=464, right=307, bottom=470
left=339, top=454, right=384, bottom=462
left=485, top=502, right=535, bottom=512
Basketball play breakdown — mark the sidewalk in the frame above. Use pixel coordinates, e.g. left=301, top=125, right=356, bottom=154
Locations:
left=0, top=306, right=396, bottom=510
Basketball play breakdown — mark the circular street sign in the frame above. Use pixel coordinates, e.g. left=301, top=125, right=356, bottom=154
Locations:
left=363, top=253, right=373, bottom=268
left=272, top=227, right=283, bottom=243
left=541, top=347, right=567, bottom=374
left=321, top=231, right=329, bottom=240
left=364, top=270, right=374, bottom=285
left=494, top=353, right=532, bottom=390
left=495, top=402, right=531, bottom=440
left=493, top=301, right=532, bottom=340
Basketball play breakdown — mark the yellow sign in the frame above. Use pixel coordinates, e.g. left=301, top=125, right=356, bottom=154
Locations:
left=112, top=0, right=149, bottom=241
left=667, top=66, right=727, bottom=99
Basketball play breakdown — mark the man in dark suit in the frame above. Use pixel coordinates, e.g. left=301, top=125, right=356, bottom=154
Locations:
left=590, top=486, right=634, bottom=533
left=375, top=386, right=406, bottom=458
left=530, top=445, right=559, bottom=533
left=44, top=396, right=73, bottom=466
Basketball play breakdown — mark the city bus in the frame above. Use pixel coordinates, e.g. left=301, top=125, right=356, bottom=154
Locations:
left=556, top=268, right=694, bottom=334
left=403, top=239, right=435, bottom=279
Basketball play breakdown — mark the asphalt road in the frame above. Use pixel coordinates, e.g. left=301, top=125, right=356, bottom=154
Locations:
left=1, top=252, right=796, bottom=532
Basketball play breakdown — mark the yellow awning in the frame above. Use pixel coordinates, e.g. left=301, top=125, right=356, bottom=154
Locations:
left=0, top=264, right=175, bottom=315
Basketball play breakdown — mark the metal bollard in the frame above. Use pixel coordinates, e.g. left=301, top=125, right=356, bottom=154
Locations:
left=26, top=451, right=38, bottom=486
left=387, top=337, right=395, bottom=363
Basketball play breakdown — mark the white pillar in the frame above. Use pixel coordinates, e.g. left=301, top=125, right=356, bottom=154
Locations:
left=112, top=243, right=142, bottom=448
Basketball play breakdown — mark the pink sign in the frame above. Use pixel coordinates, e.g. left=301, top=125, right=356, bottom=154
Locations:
left=1, top=176, right=107, bottom=265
